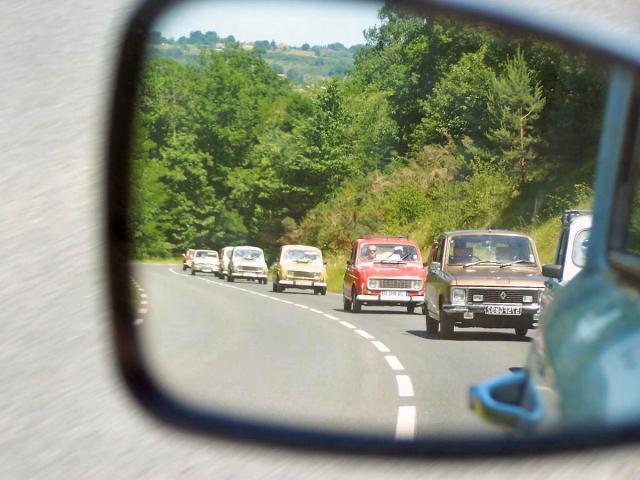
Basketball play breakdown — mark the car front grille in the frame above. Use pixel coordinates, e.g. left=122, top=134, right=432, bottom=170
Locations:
left=377, top=278, right=414, bottom=289
left=468, top=288, right=537, bottom=303
left=237, top=265, right=262, bottom=272
left=289, top=271, right=320, bottom=279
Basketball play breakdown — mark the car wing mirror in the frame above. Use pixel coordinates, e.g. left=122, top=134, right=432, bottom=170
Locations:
left=542, top=264, right=563, bottom=279
left=107, top=0, right=640, bottom=458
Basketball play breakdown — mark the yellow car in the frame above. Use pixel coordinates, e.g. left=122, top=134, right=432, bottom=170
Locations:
left=272, top=245, right=327, bottom=295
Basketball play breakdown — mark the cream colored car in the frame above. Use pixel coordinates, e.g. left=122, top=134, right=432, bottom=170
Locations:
left=272, top=245, right=327, bottom=295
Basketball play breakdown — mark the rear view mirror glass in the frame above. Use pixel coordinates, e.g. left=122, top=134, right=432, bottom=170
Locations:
left=108, top=0, right=640, bottom=455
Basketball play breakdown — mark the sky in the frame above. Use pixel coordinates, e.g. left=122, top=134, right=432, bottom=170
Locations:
left=155, top=0, right=383, bottom=47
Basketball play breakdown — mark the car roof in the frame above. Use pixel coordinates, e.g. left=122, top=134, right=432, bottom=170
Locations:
left=281, top=244, right=321, bottom=251
left=357, top=237, right=417, bottom=245
left=233, top=245, right=263, bottom=250
left=570, top=215, right=593, bottom=230
left=194, top=249, right=217, bottom=254
left=442, top=229, right=534, bottom=239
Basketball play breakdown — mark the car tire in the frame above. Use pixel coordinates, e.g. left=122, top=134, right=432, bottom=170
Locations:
left=314, top=288, right=320, bottom=295
left=343, top=294, right=352, bottom=312
left=439, top=308, right=454, bottom=338
left=182, top=264, right=187, bottom=271
left=226, top=274, right=234, bottom=282
left=407, top=305, right=415, bottom=314
left=351, top=289, right=362, bottom=313
left=426, top=315, right=439, bottom=335
left=272, top=279, right=278, bottom=292
left=515, top=327, right=528, bottom=336
left=321, top=288, right=326, bottom=296
left=191, top=269, right=196, bottom=276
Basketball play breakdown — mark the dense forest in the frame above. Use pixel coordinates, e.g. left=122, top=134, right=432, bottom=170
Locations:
left=131, top=6, right=605, bottom=263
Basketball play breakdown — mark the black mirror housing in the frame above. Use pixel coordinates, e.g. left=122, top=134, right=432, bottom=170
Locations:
left=542, top=264, right=563, bottom=279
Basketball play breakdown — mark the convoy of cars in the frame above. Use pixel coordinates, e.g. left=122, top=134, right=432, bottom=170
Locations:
left=183, top=216, right=587, bottom=335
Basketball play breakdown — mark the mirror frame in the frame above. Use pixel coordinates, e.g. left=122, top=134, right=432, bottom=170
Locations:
left=107, top=0, right=640, bottom=456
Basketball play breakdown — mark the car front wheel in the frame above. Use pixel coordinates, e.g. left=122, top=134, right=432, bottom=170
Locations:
left=407, top=305, right=415, bottom=314
left=439, top=307, right=454, bottom=338
left=351, top=289, right=362, bottom=313
left=515, top=327, right=528, bottom=336
left=343, top=294, right=352, bottom=312
left=426, top=315, right=439, bottom=335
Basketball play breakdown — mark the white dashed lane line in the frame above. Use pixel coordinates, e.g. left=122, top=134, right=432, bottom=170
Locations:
left=372, top=341, right=391, bottom=353
left=395, top=375, right=415, bottom=397
left=384, top=355, right=404, bottom=371
left=294, top=303, right=309, bottom=309
left=324, top=314, right=339, bottom=320
left=339, top=321, right=356, bottom=329
left=355, top=329, right=374, bottom=339
left=309, top=308, right=323, bottom=314
left=395, top=406, right=416, bottom=440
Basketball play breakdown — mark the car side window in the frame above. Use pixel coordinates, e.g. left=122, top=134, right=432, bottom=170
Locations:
left=349, top=245, right=356, bottom=263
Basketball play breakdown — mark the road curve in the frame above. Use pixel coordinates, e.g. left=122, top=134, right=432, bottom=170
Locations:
left=133, top=264, right=531, bottom=440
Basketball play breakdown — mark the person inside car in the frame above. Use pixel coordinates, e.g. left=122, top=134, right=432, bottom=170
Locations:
left=361, top=245, right=378, bottom=261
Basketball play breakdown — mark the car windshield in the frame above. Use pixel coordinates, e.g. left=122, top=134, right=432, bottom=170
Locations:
left=447, top=235, right=536, bottom=266
left=572, top=229, right=590, bottom=267
left=196, top=251, right=217, bottom=258
left=224, top=249, right=232, bottom=259
left=360, top=243, right=419, bottom=263
left=284, top=249, right=321, bottom=263
left=234, top=248, right=263, bottom=260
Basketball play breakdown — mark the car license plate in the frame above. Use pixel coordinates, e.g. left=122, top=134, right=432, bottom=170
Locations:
left=485, top=305, right=522, bottom=315
left=295, top=280, right=312, bottom=286
left=202, top=268, right=212, bottom=272
left=381, top=291, right=408, bottom=300
left=245, top=272, right=256, bottom=276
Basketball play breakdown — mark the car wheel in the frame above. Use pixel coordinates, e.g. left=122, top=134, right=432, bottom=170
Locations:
left=407, top=305, right=415, bottom=314
left=226, top=274, right=234, bottom=282
left=351, top=288, right=362, bottom=313
left=272, top=278, right=278, bottom=292
left=426, top=314, right=439, bottom=335
left=439, top=307, right=454, bottom=338
left=314, top=288, right=320, bottom=295
left=182, top=264, right=187, bottom=271
left=191, top=269, right=196, bottom=276
left=343, top=294, right=352, bottom=312
left=515, top=327, right=528, bottom=336
left=321, top=288, right=327, bottom=296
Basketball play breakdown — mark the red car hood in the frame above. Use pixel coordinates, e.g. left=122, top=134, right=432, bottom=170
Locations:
left=358, top=262, right=425, bottom=278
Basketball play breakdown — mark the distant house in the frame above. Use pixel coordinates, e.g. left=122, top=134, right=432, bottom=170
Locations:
left=276, top=43, right=290, bottom=51
left=277, top=73, right=287, bottom=79
left=241, top=42, right=255, bottom=51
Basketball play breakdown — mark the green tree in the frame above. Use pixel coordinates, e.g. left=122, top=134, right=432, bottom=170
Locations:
left=487, top=50, right=545, bottom=182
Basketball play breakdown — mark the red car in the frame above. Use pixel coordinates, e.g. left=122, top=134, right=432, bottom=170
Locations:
left=342, top=236, right=426, bottom=313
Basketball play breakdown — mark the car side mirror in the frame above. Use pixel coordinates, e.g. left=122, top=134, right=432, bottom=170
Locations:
left=542, top=264, right=563, bottom=279
left=346, top=260, right=352, bottom=266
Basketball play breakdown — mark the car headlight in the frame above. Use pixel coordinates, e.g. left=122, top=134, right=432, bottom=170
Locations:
left=410, top=279, right=422, bottom=290
left=523, top=295, right=534, bottom=303
left=368, top=279, right=380, bottom=289
left=451, top=287, right=466, bottom=305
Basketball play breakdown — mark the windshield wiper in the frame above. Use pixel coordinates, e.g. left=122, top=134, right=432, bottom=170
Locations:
left=499, top=260, right=536, bottom=268
left=462, top=260, right=501, bottom=268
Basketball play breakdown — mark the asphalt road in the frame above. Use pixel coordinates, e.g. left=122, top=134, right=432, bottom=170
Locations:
left=133, top=264, right=531, bottom=440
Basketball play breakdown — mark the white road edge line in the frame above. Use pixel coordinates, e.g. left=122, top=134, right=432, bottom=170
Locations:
left=371, top=341, right=390, bottom=353
left=324, top=314, right=339, bottom=320
left=138, top=308, right=148, bottom=315
left=396, top=375, right=414, bottom=397
left=384, top=355, right=404, bottom=371
left=140, top=300, right=148, bottom=305
left=339, top=321, right=356, bottom=329
left=355, top=329, right=374, bottom=339
left=140, top=293, right=148, bottom=298
left=309, top=308, right=323, bottom=314
left=395, top=406, right=416, bottom=440
left=294, top=304, right=309, bottom=309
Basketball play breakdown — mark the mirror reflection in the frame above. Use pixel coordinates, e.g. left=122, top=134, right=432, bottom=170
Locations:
left=129, top=0, right=615, bottom=439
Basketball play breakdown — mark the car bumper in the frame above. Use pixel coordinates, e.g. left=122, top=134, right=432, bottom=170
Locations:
left=357, top=294, right=424, bottom=304
left=193, top=265, right=218, bottom=272
left=231, top=272, right=267, bottom=279
left=443, top=303, right=540, bottom=327
left=279, top=280, right=326, bottom=288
